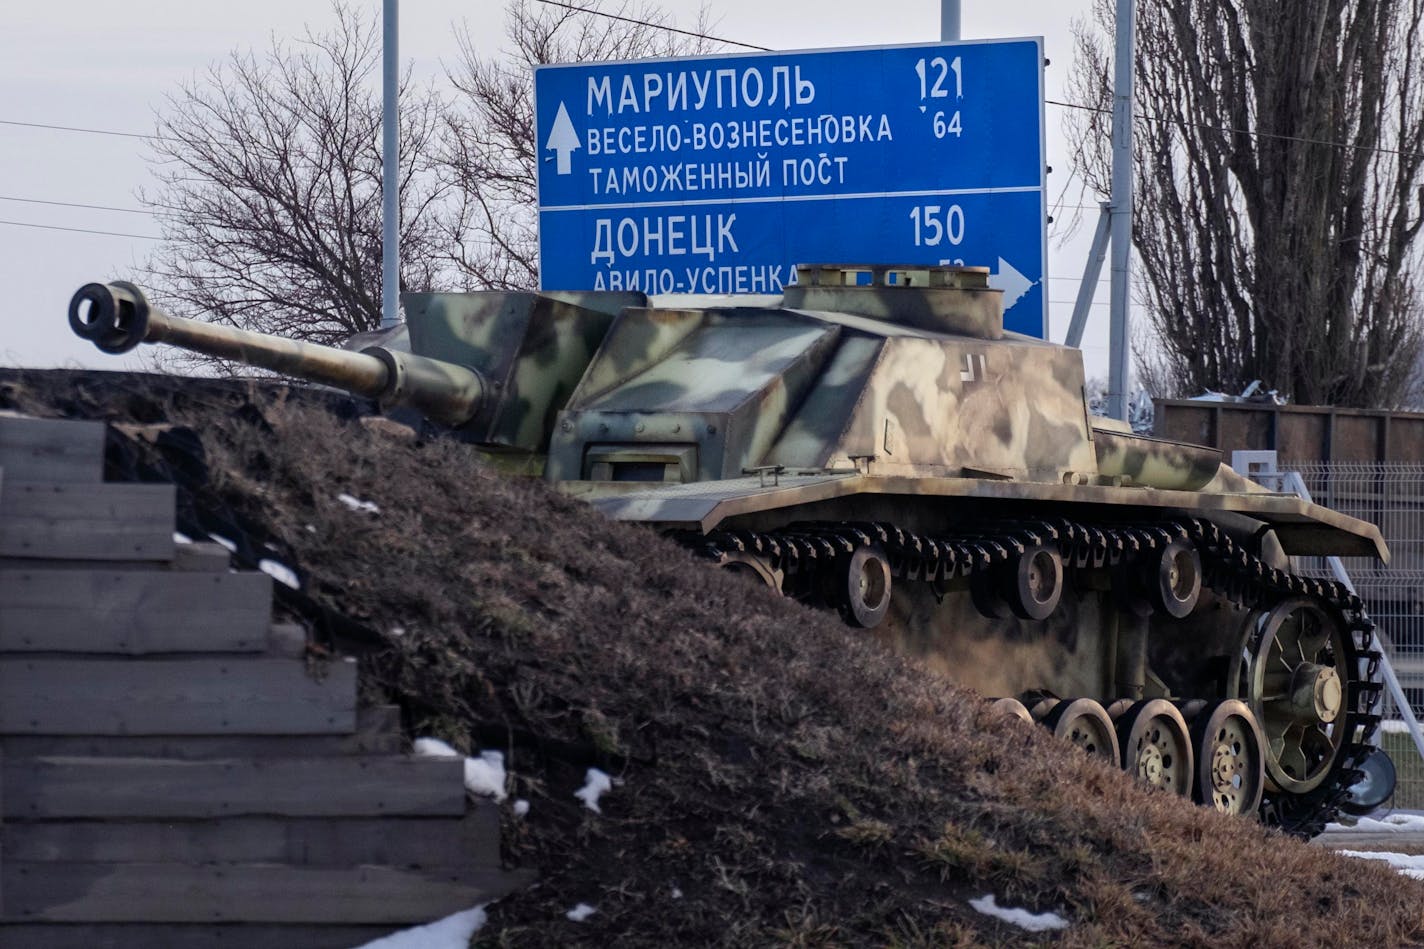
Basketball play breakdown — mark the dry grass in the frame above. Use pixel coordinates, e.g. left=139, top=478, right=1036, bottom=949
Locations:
left=5, top=368, right=1424, bottom=947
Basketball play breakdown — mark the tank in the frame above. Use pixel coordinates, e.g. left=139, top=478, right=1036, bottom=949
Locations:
left=67, top=265, right=1394, bottom=834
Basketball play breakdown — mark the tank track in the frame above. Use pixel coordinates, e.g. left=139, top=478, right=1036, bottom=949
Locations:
left=675, top=517, right=1383, bottom=835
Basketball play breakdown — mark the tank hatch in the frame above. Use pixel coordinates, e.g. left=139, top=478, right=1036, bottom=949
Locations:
left=781, top=264, right=1004, bottom=340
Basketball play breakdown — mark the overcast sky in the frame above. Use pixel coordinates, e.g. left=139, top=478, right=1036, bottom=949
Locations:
left=0, top=1, right=1111, bottom=375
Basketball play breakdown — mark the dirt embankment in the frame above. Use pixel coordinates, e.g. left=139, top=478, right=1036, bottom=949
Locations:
left=4, top=368, right=1422, bottom=947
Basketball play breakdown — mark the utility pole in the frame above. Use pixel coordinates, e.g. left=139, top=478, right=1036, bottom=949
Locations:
left=941, top=0, right=961, bottom=41
left=1106, top=0, right=1134, bottom=420
left=381, top=0, right=400, bottom=329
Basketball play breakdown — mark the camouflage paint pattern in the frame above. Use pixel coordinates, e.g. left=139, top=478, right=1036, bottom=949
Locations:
left=403, top=291, right=639, bottom=450
left=878, top=580, right=1112, bottom=700
left=1092, top=428, right=1222, bottom=490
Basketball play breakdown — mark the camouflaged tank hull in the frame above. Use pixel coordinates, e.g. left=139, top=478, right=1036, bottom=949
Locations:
left=68, top=265, right=1394, bottom=833
left=543, top=266, right=1391, bottom=834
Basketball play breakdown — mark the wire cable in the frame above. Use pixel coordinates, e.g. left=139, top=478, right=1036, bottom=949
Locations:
left=0, top=195, right=150, bottom=216
left=1045, top=98, right=1422, bottom=160
left=0, top=118, right=158, bottom=141
left=534, top=0, right=769, bottom=50
left=0, top=219, right=159, bottom=240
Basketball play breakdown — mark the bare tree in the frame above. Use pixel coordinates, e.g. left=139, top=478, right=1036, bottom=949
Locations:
left=443, top=0, right=717, bottom=291
left=1068, top=0, right=1424, bottom=407
left=140, top=3, right=455, bottom=350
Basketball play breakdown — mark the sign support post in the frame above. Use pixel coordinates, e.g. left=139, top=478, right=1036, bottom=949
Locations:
left=941, top=1, right=961, bottom=42
left=381, top=0, right=400, bottom=329
left=1107, top=0, right=1135, bottom=420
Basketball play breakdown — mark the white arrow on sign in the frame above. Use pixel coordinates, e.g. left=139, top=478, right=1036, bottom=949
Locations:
left=987, top=256, right=1034, bottom=310
left=545, top=102, right=580, bottom=176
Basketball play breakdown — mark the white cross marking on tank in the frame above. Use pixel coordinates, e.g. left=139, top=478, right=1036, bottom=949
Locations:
left=960, top=352, right=988, bottom=384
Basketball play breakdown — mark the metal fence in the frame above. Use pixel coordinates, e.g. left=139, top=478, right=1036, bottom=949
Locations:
left=1291, top=463, right=1424, bottom=808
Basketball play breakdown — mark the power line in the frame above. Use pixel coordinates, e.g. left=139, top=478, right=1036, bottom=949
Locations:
left=0, top=219, right=159, bottom=240
left=1045, top=97, right=1422, bottom=160
left=0, top=118, right=158, bottom=141
left=534, top=0, right=769, bottom=51
left=0, top=195, right=150, bottom=216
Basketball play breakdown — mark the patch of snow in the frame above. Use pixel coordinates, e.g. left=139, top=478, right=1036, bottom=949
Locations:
left=352, top=904, right=487, bottom=948
left=464, top=750, right=508, bottom=802
left=412, top=741, right=507, bottom=802
left=305, top=524, right=317, bottom=533
left=389, top=625, right=406, bottom=638
left=258, top=559, right=300, bottom=590
left=1339, top=850, right=1424, bottom=880
left=210, top=534, right=238, bottom=553
left=968, top=894, right=1069, bottom=933
left=575, top=768, right=613, bottom=813
left=413, top=737, right=461, bottom=759
left=173, top=531, right=192, bottom=544
left=670, top=886, right=683, bottom=900
left=338, top=492, right=380, bottom=514
left=513, top=799, right=530, bottom=818
left=1329, top=812, right=1424, bottom=834
left=566, top=903, right=597, bottom=922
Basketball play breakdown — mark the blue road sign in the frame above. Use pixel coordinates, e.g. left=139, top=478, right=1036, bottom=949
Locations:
left=535, top=39, right=1047, bottom=336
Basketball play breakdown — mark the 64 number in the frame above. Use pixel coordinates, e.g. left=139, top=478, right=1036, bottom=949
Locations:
left=932, top=110, right=962, bottom=139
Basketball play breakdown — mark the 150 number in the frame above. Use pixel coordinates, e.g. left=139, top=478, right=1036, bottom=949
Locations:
left=909, top=205, right=965, bottom=247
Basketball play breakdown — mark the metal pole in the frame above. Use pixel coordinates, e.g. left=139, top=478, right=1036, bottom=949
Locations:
left=941, top=0, right=961, bottom=41
left=1065, top=203, right=1113, bottom=349
left=381, top=0, right=400, bottom=329
left=1107, top=0, right=1134, bottom=420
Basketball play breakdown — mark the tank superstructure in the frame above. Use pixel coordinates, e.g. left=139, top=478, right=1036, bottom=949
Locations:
left=67, top=265, right=1395, bottom=834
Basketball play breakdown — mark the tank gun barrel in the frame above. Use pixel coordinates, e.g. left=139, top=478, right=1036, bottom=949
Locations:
left=68, top=281, right=485, bottom=427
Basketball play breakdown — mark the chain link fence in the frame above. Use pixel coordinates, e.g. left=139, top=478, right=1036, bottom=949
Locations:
left=1291, top=463, right=1424, bottom=809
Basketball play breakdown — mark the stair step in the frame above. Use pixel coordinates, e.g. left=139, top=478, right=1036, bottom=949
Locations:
left=3, top=755, right=469, bottom=819
left=0, top=923, right=411, bottom=949
left=0, top=568, right=272, bottom=654
left=0, top=481, right=175, bottom=561
left=1, top=704, right=403, bottom=760
left=0, top=416, right=105, bottom=483
left=1, top=860, right=529, bottom=924
left=3, top=810, right=500, bottom=867
left=0, top=657, right=357, bottom=735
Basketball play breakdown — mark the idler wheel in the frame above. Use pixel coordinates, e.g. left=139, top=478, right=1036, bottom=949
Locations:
left=1236, top=598, right=1351, bottom=794
left=1340, top=746, right=1398, bottom=816
left=1041, top=698, right=1120, bottom=763
left=1150, top=541, right=1202, bottom=619
left=1117, top=699, right=1194, bottom=795
left=838, top=544, right=892, bottom=628
left=1188, top=699, right=1265, bottom=816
